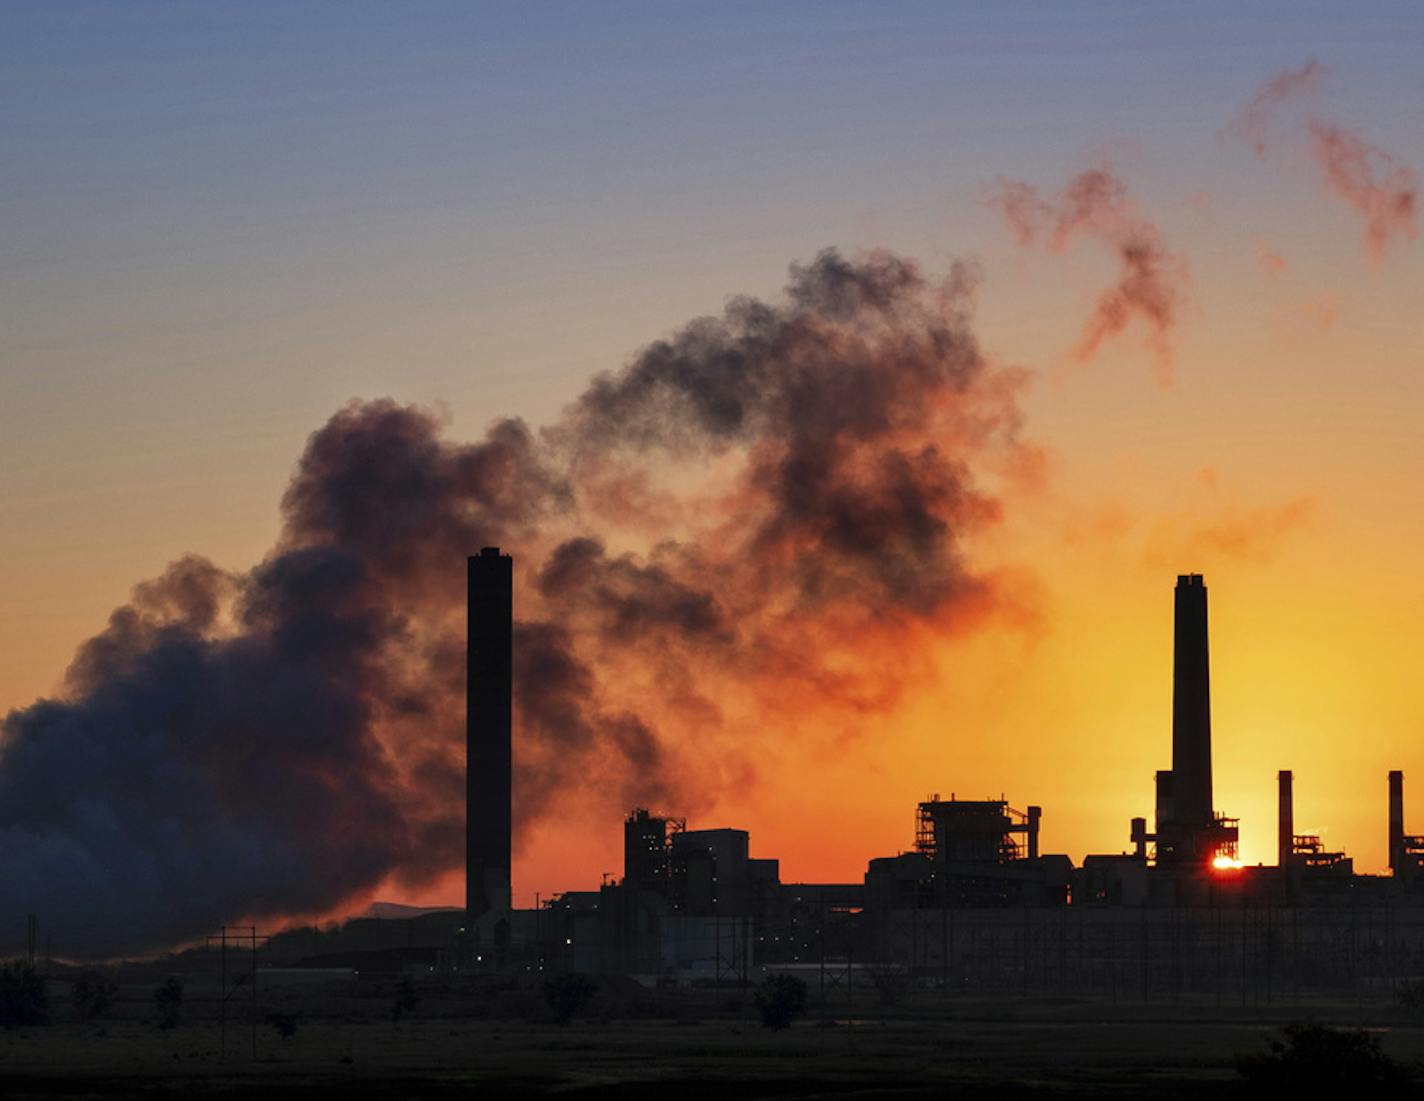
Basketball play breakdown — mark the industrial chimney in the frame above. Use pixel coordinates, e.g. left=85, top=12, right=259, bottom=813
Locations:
left=1171, top=575, right=1213, bottom=828
left=1278, top=770, right=1294, bottom=870
left=1389, top=770, right=1405, bottom=877
left=467, top=547, right=513, bottom=920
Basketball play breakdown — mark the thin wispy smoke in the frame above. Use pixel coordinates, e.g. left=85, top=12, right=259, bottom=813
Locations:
left=0, top=249, right=1032, bottom=957
left=1226, top=58, right=1327, bottom=157
left=1230, top=60, right=1418, bottom=259
left=1307, top=121, right=1418, bottom=260
left=1063, top=493, right=1316, bottom=568
left=1302, top=295, right=1341, bottom=331
left=989, top=167, right=1185, bottom=384
left=1252, top=240, right=1287, bottom=275
left=1156, top=497, right=1316, bottom=566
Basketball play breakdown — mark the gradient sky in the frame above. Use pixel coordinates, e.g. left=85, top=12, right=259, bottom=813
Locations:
left=4, top=3, right=1423, bottom=909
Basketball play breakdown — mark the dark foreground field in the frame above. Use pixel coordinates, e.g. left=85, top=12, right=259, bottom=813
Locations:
left=5, top=990, right=1424, bottom=1099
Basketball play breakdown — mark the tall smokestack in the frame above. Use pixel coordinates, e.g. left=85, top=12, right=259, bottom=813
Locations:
left=1389, top=769, right=1405, bottom=876
left=467, top=547, right=513, bottom=919
left=1278, top=770, right=1294, bottom=870
left=1171, top=575, right=1213, bottom=827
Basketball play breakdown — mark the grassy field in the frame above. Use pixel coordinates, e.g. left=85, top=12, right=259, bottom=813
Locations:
left=3, top=987, right=1423, bottom=1098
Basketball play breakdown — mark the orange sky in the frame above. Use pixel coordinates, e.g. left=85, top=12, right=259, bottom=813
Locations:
left=3, top=9, right=1423, bottom=922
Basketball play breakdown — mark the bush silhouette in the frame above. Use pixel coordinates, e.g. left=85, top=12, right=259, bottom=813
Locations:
left=1398, top=979, right=1424, bottom=1013
left=265, top=1010, right=302, bottom=1039
left=1237, top=1023, right=1405, bottom=1093
left=0, top=960, right=49, bottom=1029
left=71, top=971, right=118, bottom=1023
left=542, top=973, right=597, bottom=1025
left=153, top=977, right=183, bottom=1030
left=753, top=974, right=807, bottom=1031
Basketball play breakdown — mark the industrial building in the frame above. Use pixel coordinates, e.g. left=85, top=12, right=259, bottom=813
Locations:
left=273, top=560, right=1424, bottom=998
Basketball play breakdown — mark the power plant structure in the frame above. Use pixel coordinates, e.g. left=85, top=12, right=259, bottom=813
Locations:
left=263, top=565, right=1424, bottom=999
left=1130, top=575, right=1240, bottom=872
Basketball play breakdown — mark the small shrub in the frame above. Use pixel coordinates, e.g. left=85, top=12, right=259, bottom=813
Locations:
left=542, top=973, right=597, bottom=1025
left=265, top=1010, right=302, bottom=1040
left=71, top=971, right=118, bottom=1022
left=753, top=974, right=807, bottom=1031
left=1398, top=978, right=1424, bottom=1013
left=390, top=976, right=419, bottom=1022
left=1237, top=1023, right=1406, bottom=1093
left=0, top=960, right=49, bottom=1029
left=154, top=977, right=184, bottom=1030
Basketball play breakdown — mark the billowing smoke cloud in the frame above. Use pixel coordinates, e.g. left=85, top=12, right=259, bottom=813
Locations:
left=0, top=248, right=1031, bottom=957
left=1230, top=60, right=1418, bottom=259
left=989, top=167, right=1185, bottom=384
left=0, top=551, right=436, bottom=956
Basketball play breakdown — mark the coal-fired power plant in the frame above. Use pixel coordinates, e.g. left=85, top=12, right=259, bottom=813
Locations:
left=247, top=567, right=1424, bottom=1001
left=467, top=547, right=513, bottom=933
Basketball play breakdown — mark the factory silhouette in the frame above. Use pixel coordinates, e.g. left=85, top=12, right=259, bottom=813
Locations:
left=263, top=554, right=1424, bottom=997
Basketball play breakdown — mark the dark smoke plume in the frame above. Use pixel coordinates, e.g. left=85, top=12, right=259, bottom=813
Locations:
left=989, top=167, right=1185, bottom=384
left=1228, top=60, right=1418, bottom=260
left=0, top=249, right=1029, bottom=957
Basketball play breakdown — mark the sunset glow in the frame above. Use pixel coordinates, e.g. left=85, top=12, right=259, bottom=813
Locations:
left=2, top=5, right=1422, bottom=939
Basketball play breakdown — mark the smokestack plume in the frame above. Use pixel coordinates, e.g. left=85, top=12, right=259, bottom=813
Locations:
left=1170, top=575, right=1212, bottom=828
left=0, top=248, right=1034, bottom=957
left=1228, top=60, right=1418, bottom=260
left=468, top=548, right=513, bottom=919
left=987, top=166, right=1185, bottom=383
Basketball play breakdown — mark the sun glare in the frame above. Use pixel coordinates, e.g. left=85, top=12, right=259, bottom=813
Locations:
left=1211, top=855, right=1244, bottom=871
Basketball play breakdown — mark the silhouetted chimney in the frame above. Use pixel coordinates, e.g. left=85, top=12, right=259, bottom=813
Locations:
left=1278, top=770, right=1294, bottom=870
left=1154, top=770, right=1175, bottom=833
left=1389, top=770, right=1405, bottom=876
left=1171, top=575, right=1213, bottom=827
left=467, top=548, right=513, bottom=919
left=1026, top=805, right=1041, bottom=861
